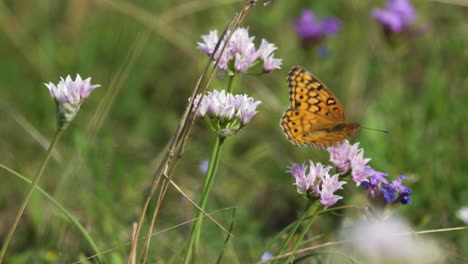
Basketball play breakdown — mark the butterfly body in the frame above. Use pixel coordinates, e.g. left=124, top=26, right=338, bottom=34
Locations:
left=281, top=66, right=360, bottom=148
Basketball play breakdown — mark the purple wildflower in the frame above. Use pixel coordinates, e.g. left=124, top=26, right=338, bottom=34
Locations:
left=372, top=0, right=416, bottom=32
left=320, top=185, right=343, bottom=207
left=287, top=163, right=311, bottom=193
left=197, top=28, right=282, bottom=73
left=233, top=94, right=261, bottom=125
left=45, top=74, right=100, bottom=129
left=293, top=9, right=341, bottom=46
left=364, top=168, right=412, bottom=207
left=320, top=173, right=346, bottom=207
left=191, top=90, right=261, bottom=132
left=197, top=30, right=219, bottom=55
left=287, top=161, right=346, bottom=207
left=327, top=141, right=371, bottom=185
left=257, top=39, right=282, bottom=72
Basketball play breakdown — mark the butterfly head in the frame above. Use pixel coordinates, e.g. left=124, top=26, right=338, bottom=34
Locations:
left=343, top=122, right=361, bottom=134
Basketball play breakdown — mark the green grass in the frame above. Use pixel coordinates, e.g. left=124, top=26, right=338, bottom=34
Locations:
left=0, top=0, right=467, bottom=263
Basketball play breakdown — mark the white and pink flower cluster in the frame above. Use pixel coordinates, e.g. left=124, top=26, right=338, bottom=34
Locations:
left=287, top=161, right=346, bottom=207
left=192, top=89, right=261, bottom=128
left=197, top=27, right=282, bottom=73
left=327, top=141, right=372, bottom=185
left=45, top=74, right=100, bottom=129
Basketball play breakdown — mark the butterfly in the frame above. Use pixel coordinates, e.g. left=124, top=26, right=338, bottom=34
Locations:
left=281, top=66, right=360, bottom=148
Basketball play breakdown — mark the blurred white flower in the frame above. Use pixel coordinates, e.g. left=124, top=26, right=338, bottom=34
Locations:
left=456, top=206, right=468, bottom=224
left=342, top=215, right=444, bottom=263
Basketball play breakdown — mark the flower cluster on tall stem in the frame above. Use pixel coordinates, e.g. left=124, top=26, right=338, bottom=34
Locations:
left=185, top=28, right=269, bottom=262
left=197, top=27, right=282, bottom=73
left=0, top=74, right=99, bottom=263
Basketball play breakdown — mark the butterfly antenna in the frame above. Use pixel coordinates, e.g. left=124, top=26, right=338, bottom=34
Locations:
left=360, top=126, right=389, bottom=134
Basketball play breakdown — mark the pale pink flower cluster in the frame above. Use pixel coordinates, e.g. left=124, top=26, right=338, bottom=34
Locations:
left=192, top=89, right=261, bottom=126
left=287, top=161, right=346, bottom=207
left=327, top=141, right=372, bottom=185
left=45, top=74, right=100, bottom=129
left=197, top=28, right=282, bottom=73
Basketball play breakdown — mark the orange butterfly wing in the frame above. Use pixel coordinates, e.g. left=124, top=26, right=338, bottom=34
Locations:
left=281, top=66, right=360, bottom=147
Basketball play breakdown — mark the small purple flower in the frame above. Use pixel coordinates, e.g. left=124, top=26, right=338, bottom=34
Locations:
left=197, top=28, right=282, bottom=73
left=197, top=30, right=219, bottom=55
left=191, top=90, right=261, bottom=133
left=287, top=163, right=311, bottom=193
left=234, top=45, right=258, bottom=73
left=45, top=74, right=100, bottom=129
left=260, top=252, right=274, bottom=262
left=320, top=185, right=343, bottom=207
left=327, top=141, right=371, bottom=185
left=199, top=159, right=209, bottom=174
left=293, top=9, right=341, bottom=46
left=287, top=161, right=346, bottom=207
left=368, top=168, right=389, bottom=186
left=364, top=168, right=412, bottom=207
left=350, top=151, right=372, bottom=184
left=234, top=94, right=261, bottom=125
left=257, top=39, right=282, bottom=72
left=372, top=0, right=416, bottom=32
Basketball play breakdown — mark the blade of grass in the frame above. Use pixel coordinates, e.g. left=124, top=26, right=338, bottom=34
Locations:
left=215, top=208, right=237, bottom=264
left=0, top=164, right=103, bottom=264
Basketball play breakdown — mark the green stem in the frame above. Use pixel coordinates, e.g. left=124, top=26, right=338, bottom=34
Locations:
left=271, top=203, right=312, bottom=264
left=183, top=136, right=225, bottom=264
left=227, top=75, right=235, bottom=93
left=0, top=164, right=103, bottom=264
left=284, top=201, right=321, bottom=263
left=0, top=128, right=63, bottom=263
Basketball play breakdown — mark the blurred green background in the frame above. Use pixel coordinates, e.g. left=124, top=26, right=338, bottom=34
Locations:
left=0, top=0, right=467, bottom=263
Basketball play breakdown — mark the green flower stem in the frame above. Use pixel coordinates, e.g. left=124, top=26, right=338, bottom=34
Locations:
left=271, top=202, right=312, bottom=264
left=284, top=201, right=321, bottom=264
left=227, top=75, right=235, bottom=93
left=0, top=128, right=63, bottom=263
left=0, top=164, right=103, bottom=264
left=183, top=136, right=225, bottom=264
